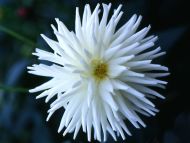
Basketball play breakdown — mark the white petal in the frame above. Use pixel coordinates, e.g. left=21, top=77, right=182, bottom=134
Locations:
left=100, top=82, right=118, bottom=111
left=103, top=104, right=117, bottom=131
left=73, top=120, right=81, bottom=139
left=130, top=83, right=165, bottom=99
left=113, top=14, right=137, bottom=40
left=115, top=42, right=140, bottom=57
left=92, top=99, right=101, bottom=141
left=134, top=46, right=161, bottom=61
left=115, top=92, right=136, bottom=120
left=111, top=15, right=141, bottom=48
left=29, top=78, right=56, bottom=93
left=128, top=42, right=155, bottom=55
left=87, top=78, right=95, bottom=107
left=100, top=78, right=114, bottom=93
left=111, top=79, right=129, bottom=90
left=81, top=101, right=88, bottom=132
left=41, top=34, right=64, bottom=55
left=120, top=70, right=145, bottom=78
left=109, top=55, right=134, bottom=65
left=86, top=109, right=93, bottom=141
left=133, top=64, right=169, bottom=72
left=32, top=49, right=65, bottom=65
left=122, top=76, right=165, bottom=85
left=145, top=72, right=170, bottom=78
left=122, top=25, right=151, bottom=47
left=104, top=44, right=122, bottom=60
left=108, top=65, right=127, bottom=77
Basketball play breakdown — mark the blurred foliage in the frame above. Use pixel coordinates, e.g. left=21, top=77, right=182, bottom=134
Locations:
left=0, top=0, right=190, bottom=143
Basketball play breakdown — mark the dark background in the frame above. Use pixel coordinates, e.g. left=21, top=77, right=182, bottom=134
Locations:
left=0, top=0, right=190, bottom=143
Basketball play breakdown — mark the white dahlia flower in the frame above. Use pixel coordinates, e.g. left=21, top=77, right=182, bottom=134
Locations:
left=28, top=3, right=169, bottom=142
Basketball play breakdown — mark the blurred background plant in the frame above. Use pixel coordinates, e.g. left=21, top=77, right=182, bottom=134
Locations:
left=0, top=0, right=189, bottom=143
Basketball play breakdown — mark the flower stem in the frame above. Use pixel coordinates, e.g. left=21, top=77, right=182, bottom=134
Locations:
left=0, top=25, right=36, bottom=47
left=0, top=84, right=28, bottom=93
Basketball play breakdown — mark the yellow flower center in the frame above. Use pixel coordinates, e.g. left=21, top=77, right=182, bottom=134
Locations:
left=91, top=59, right=108, bottom=81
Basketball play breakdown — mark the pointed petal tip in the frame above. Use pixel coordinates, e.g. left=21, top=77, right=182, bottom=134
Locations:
left=27, top=66, right=32, bottom=70
left=63, top=130, right=67, bottom=136
left=51, top=24, right=56, bottom=30
left=29, top=89, right=35, bottom=93
left=58, top=129, right=62, bottom=133
left=161, top=96, right=166, bottom=99
left=148, top=24, right=151, bottom=29
left=132, top=14, right=137, bottom=19
left=162, top=66, right=169, bottom=71
left=47, top=108, right=51, bottom=113
left=55, top=18, right=59, bottom=21
left=45, top=98, right=50, bottom=103
left=138, top=15, right=143, bottom=18
left=40, top=34, right=49, bottom=41
left=31, top=52, right=36, bottom=55
left=119, top=4, right=123, bottom=7
left=35, top=96, right=40, bottom=99
left=36, top=94, right=45, bottom=99
left=46, top=113, right=52, bottom=122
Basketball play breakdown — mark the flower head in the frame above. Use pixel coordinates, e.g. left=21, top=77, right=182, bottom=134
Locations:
left=28, top=3, right=169, bottom=142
